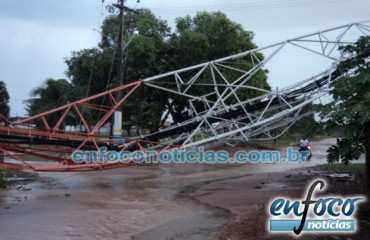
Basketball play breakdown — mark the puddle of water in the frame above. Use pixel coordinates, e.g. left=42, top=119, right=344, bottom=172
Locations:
left=132, top=208, right=231, bottom=240
left=264, top=182, right=287, bottom=189
left=325, top=173, right=352, bottom=178
left=6, top=177, right=35, bottom=182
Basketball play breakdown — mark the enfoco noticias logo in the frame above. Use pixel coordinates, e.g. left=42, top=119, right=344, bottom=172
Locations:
left=268, top=179, right=366, bottom=236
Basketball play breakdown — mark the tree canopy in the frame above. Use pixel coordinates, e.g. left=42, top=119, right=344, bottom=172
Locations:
left=0, top=80, right=10, bottom=118
left=62, top=10, right=271, bottom=134
left=172, top=11, right=256, bottom=65
left=25, top=78, right=74, bottom=127
left=317, top=36, right=370, bottom=193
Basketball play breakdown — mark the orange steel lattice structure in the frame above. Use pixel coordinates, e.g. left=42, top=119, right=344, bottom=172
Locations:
left=0, top=80, right=148, bottom=171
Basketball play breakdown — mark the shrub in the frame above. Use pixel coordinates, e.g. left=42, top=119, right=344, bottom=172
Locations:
left=0, top=169, right=7, bottom=188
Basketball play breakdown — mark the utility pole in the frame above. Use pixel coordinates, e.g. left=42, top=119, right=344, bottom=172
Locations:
left=110, top=0, right=138, bottom=141
left=112, top=0, right=137, bottom=94
left=113, top=0, right=125, bottom=98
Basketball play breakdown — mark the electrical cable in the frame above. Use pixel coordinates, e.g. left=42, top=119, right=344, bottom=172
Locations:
left=148, top=0, right=361, bottom=14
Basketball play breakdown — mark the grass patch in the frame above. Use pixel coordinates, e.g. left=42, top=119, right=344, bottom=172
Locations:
left=0, top=169, right=6, bottom=188
left=4, top=169, right=38, bottom=178
left=313, top=163, right=366, bottom=173
left=0, top=169, right=38, bottom=188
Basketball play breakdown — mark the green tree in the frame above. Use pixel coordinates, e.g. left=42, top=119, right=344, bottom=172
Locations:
left=317, top=36, right=370, bottom=193
left=65, top=10, right=270, bottom=134
left=65, top=9, right=170, bottom=135
left=25, top=78, right=73, bottom=128
left=0, top=80, right=10, bottom=118
left=172, top=11, right=256, bottom=62
left=165, top=11, right=270, bottom=123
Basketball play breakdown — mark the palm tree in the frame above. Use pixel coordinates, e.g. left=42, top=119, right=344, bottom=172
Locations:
left=25, top=78, right=73, bottom=128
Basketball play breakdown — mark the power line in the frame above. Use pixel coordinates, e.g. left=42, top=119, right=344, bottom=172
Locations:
left=146, top=0, right=362, bottom=14
left=10, top=98, right=24, bottom=101
left=150, top=0, right=359, bottom=10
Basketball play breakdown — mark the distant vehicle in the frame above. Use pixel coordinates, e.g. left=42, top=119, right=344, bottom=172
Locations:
left=298, top=143, right=312, bottom=160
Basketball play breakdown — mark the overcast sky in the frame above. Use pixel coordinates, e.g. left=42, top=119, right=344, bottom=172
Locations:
left=0, top=0, right=369, bottom=117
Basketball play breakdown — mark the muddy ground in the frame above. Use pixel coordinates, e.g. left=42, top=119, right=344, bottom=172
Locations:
left=0, top=138, right=368, bottom=240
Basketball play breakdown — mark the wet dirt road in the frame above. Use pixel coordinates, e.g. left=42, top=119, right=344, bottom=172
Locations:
left=0, top=139, right=357, bottom=240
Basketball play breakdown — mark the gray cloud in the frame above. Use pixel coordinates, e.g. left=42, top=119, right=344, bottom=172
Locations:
left=1, top=0, right=369, bottom=116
